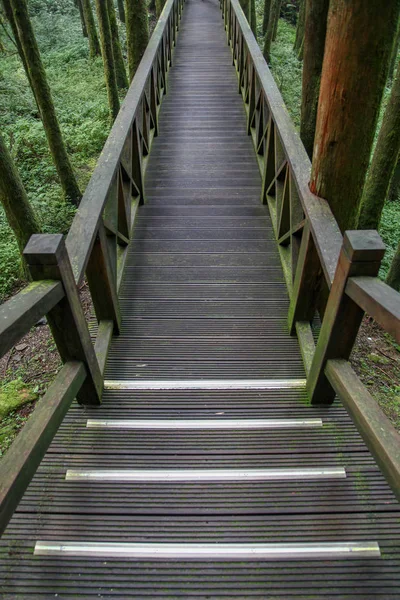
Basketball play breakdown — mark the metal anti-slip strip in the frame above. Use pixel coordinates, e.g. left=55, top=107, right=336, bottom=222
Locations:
left=34, top=541, right=381, bottom=560
left=104, top=379, right=307, bottom=390
left=65, top=467, right=346, bottom=482
left=86, top=418, right=323, bottom=429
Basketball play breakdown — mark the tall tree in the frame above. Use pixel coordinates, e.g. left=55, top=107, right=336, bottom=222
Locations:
left=262, top=0, right=271, bottom=35
left=293, top=0, right=305, bottom=54
left=2, top=0, right=38, bottom=108
left=358, top=63, right=400, bottom=230
left=386, top=241, right=400, bottom=291
left=263, top=0, right=279, bottom=62
left=75, top=0, right=88, bottom=37
left=81, top=0, right=100, bottom=59
left=272, top=0, right=281, bottom=41
left=300, top=0, right=329, bottom=158
left=10, top=0, right=82, bottom=205
left=309, top=0, right=400, bottom=233
left=125, top=0, right=149, bottom=80
left=388, top=19, right=400, bottom=81
left=107, top=0, right=128, bottom=89
left=95, top=0, right=120, bottom=120
left=388, top=155, right=400, bottom=201
left=117, top=0, right=125, bottom=22
left=0, top=133, right=40, bottom=274
left=250, top=0, right=256, bottom=35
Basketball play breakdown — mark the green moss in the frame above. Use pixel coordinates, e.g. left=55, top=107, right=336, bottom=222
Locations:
left=0, top=379, right=37, bottom=420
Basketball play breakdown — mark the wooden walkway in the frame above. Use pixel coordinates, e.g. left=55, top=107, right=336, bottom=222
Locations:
left=1, top=0, right=400, bottom=596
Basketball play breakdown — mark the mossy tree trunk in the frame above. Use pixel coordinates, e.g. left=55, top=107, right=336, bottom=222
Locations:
left=117, top=0, right=125, bottom=22
left=293, top=0, right=305, bottom=54
left=388, top=154, right=400, bottom=201
left=262, top=0, right=271, bottom=35
left=10, top=0, right=82, bottom=205
left=309, top=0, right=400, bottom=233
left=95, top=0, right=120, bottom=120
left=81, top=0, right=100, bottom=59
left=107, top=0, right=128, bottom=89
left=76, top=0, right=88, bottom=37
left=250, top=0, right=256, bottom=35
left=300, top=0, right=329, bottom=158
left=263, top=0, right=279, bottom=62
left=125, top=0, right=149, bottom=80
left=386, top=241, right=400, bottom=291
left=358, top=63, right=400, bottom=230
left=272, top=0, right=281, bottom=41
left=388, top=18, right=400, bottom=81
left=2, top=0, right=39, bottom=109
left=0, top=133, right=41, bottom=274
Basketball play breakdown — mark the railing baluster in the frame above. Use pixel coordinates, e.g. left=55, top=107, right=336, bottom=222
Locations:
left=307, top=230, right=386, bottom=404
left=24, top=234, right=103, bottom=405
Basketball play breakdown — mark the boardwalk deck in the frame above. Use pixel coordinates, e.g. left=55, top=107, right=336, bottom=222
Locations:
left=1, top=0, right=400, bottom=597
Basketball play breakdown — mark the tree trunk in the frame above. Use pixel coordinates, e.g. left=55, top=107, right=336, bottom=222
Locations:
left=155, top=0, right=166, bottom=17
left=386, top=240, right=400, bottom=291
left=2, top=0, right=39, bottom=108
left=107, top=0, right=128, bottom=89
left=95, top=0, right=120, bottom=120
left=125, top=0, right=149, bottom=80
left=0, top=133, right=41, bottom=274
left=262, top=0, right=271, bottom=35
left=10, top=0, right=82, bottom=205
left=263, top=0, right=279, bottom=62
left=388, top=154, right=400, bottom=201
left=388, top=19, right=400, bottom=81
left=358, top=63, right=400, bottom=230
left=250, top=0, right=256, bottom=35
left=300, top=0, right=329, bottom=158
left=309, top=0, right=400, bottom=233
left=76, top=0, right=88, bottom=37
left=81, top=0, right=100, bottom=59
left=293, top=0, right=305, bottom=53
left=272, top=0, right=282, bottom=41
left=117, top=0, right=125, bottom=22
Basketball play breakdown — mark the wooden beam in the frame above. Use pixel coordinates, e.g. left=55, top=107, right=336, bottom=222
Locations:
left=0, top=361, right=86, bottom=536
left=0, top=281, right=64, bottom=358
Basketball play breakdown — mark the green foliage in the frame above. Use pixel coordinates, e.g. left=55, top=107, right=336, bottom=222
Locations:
left=0, top=2, right=113, bottom=299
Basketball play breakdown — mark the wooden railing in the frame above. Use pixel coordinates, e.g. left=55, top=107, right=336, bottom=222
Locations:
left=221, top=0, right=400, bottom=501
left=0, top=0, right=185, bottom=536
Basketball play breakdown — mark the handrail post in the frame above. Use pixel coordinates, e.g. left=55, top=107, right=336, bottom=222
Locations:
left=307, top=230, right=385, bottom=404
left=24, top=234, right=103, bottom=405
left=288, top=220, right=321, bottom=334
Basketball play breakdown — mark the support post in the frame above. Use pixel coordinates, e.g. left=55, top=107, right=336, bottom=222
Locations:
left=307, top=230, right=385, bottom=404
left=24, top=234, right=103, bottom=405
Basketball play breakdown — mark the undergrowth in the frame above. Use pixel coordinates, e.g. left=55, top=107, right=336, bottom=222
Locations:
left=0, top=1, right=117, bottom=299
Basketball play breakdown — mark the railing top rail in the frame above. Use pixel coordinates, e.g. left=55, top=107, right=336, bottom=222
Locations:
left=66, top=0, right=177, bottom=286
left=227, top=0, right=342, bottom=286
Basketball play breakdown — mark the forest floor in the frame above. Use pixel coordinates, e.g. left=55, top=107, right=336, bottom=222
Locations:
left=0, top=8, right=399, bottom=456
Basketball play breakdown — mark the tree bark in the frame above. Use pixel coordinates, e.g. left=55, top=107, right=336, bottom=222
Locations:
left=293, top=0, right=305, bottom=54
left=358, top=63, right=400, bottom=230
left=107, top=0, right=128, bottom=89
left=300, top=0, right=329, bottom=158
left=386, top=240, right=400, bottom=291
left=95, top=0, right=120, bottom=120
left=117, top=0, right=125, bottom=22
left=125, top=0, right=149, bottom=80
left=262, top=0, right=271, bottom=35
left=388, top=19, right=400, bottom=81
left=81, top=0, right=100, bottom=59
left=263, top=0, right=279, bottom=62
left=76, top=0, right=88, bottom=37
left=388, top=154, right=400, bottom=201
left=272, top=0, right=282, bottom=41
left=10, top=0, right=82, bottom=205
left=2, top=0, right=39, bottom=108
left=0, top=133, right=41, bottom=273
left=310, top=0, right=400, bottom=233
left=250, top=0, right=256, bottom=35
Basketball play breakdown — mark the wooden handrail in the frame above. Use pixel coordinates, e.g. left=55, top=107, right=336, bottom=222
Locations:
left=0, top=0, right=185, bottom=538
